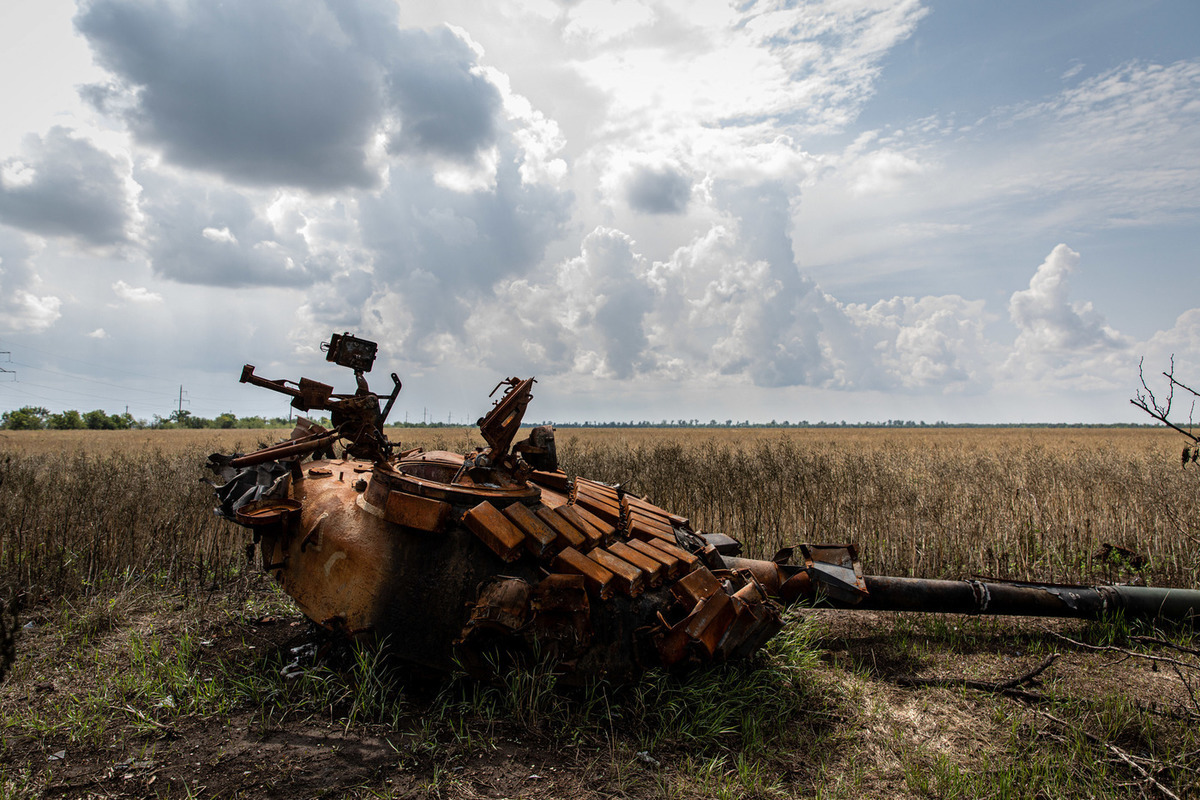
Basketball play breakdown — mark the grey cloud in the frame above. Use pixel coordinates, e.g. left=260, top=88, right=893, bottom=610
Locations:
left=0, top=127, right=132, bottom=246
left=77, top=0, right=384, bottom=190
left=710, top=180, right=830, bottom=388
left=624, top=164, right=691, bottom=214
left=560, top=228, right=654, bottom=379
left=76, top=0, right=506, bottom=191
left=304, top=148, right=572, bottom=358
left=384, top=28, right=503, bottom=160
left=136, top=167, right=330, bottom=288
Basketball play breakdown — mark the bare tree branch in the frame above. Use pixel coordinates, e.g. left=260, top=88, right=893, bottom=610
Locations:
left=1131, top=356, right=1200, bottom=444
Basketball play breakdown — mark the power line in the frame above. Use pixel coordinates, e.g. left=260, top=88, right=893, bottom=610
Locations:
left=9, top=360, right=180, bottom=400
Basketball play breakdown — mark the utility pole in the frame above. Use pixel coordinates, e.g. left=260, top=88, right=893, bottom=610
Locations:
left=0, top=345, right=12, bottom=380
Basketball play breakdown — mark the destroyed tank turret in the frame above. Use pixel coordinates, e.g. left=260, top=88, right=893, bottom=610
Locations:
left=208, top=333, right=1200, bottom=683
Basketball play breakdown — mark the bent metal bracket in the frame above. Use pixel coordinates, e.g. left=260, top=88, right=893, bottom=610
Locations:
left=207, top=333, right=1200, bottom=683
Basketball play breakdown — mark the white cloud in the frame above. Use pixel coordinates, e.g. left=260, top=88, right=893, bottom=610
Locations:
left=1009, top=244, right=1126, bottom=354
left=8, top=291, right=63, bottom=333
left=847, top=148, right=927, bottom=196
left=0, top=230, right=62, bottom=333
left=112, top=279, right=163, bottom=304
left=87, top=327, right=108, bottom=339
left=563, top=0, right=656, bottom=44
left=201, top=226, right=237, bottom=244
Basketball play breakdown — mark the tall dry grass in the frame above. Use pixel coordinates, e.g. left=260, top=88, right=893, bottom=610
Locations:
left=0, top=427, right=486, bottom=602
left=559, top=428, right=1200, bottom=587
left=1, top=427, right=1196, bottom=606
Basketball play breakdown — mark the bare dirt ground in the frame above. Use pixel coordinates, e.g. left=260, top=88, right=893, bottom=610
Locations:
left=4, top=585, right=1197, bottom=799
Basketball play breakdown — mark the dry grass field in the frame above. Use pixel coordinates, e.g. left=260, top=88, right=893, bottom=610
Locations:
left=1, top=426, right=1198, bottom=798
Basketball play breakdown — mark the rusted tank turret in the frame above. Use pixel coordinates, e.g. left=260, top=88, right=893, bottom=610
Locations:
left=208, top=333, right=1200, bottom=683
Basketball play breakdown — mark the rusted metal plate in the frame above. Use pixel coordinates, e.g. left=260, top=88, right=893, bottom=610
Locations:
left=683, top=591, right=735, bottom=657
left=502, top=501, right=558, bottom=558
left=556, top=505, right=605, bottom=549
left=629, top=520, right=676, bottom=545
left=607, top=541, right=664, bottom=587
left=723, top=556, right=785, bottom=594
left=671, top=565, right=721, bottom=606
left=778, top=570, right=812, bottom=604
left=572, top=504, right=618, bottom=540
left=535, top=507, right=587, bottom=550
left=530, top=469, right=570, bottom=491
left=626, top=537, right=686, bottom=579
left=235, top=498, right=302, bottom=527
left=464, top=577, right=532, bottom=634
left=655, top=610, right=697, bottom=667
left=462, top=501, right=525, bottom=562
left=383, top=490, right=450, bottom=532
left=588, top=548, right=645, bottom=597
left=645, top=537, right=701, bottom=569
left=552, top=546, right=615, bottom=599
left=575, top=495, right=622, bottom=527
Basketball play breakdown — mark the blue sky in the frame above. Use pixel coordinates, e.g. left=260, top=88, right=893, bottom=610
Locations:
left=0, top=0, right=1197, bottom=426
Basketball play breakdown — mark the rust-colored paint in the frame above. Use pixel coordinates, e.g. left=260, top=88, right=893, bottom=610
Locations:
left=502, top=502, right=558, bottom=557
left=382, top=489, right=450, bottom=532
left=463, top=501, right=525, bottom=562
left=552, top=546, right=615, bottom=599
left=535, top=507, right=587, bottom=551
left=607, top=541, right=665, bottom=587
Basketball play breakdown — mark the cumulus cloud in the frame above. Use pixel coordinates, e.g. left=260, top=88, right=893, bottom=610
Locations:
left=134, top=167, right=339, bottom=288
left=0, top=229, right=61, bottom=333
left=76, top=0, right=507, bottom=191
left=841, top=295, right=995, bottom=391
left=1009, top=244, right=1127, bottom=354
left=111, top=279, right=162, bottom=304
left=847, top=148, right=927, bottom=196
left=469, top=179, right=1001, bottom=395
left=1002, top=244, right=1134, bottom=392
left=0, top=127, right=134, bottom=245
left=623, top=163, right=692, bottom=214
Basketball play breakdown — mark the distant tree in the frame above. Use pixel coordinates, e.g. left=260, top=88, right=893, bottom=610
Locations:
left=214, top=412, right=238, bottom=429
left=83, top=409, right=119, bottom=430
left=47, top=409, right=86, bottom=430
left=1, top=406, right=49, bottom=430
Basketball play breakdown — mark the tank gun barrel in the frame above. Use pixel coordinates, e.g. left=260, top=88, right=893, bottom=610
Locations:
left=724, top=550, right=1200, bottom=622
left=835, top=575, right=1200, bottom=621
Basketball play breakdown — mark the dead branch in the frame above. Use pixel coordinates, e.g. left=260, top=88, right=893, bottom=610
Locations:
left=1172, top=663, right=1200, bottom=717
left=895, top=653, right=1059, bottom=691
left=1131, top=356, right=1200, bottom=444
left=1131, top=636, right=1200, bottom=657
left=1042, top=630, right=1199, bottom=672
left=1031, top=707, right=1183, bottom=800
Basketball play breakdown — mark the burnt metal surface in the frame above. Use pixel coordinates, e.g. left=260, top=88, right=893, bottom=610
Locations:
left=207, top=333, right=1200, bottom=684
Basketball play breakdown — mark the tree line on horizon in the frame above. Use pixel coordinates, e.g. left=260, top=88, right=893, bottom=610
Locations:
left=0, top=406, right=298, bottom=431
left=1, top=404, right=1160, bottom=432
